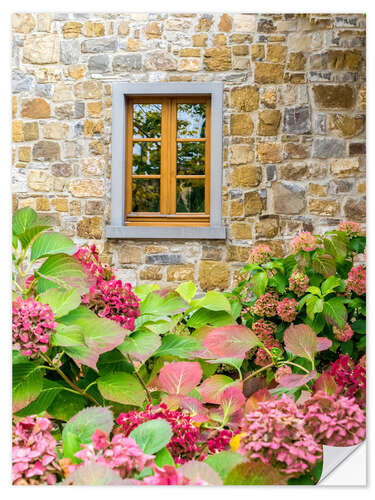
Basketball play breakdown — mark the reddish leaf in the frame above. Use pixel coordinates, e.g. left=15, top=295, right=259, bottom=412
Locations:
left=220, top=386, right=245, bottom=417
left=243, top=376, right=267, bottom=398
left=224, top=461, right=287, bottom=485
left=180, top=396, right=205, bottom=415
left=278, top=370, right=317, bottom=388
left=284, top=323, right=317, bottom=362
left=179, top=460, right=222, bottom=485
left=316, top=336, right=332, bottom=352
left=159, top=361, right=202, bottom=396
left=313, top=372, right=338, bottom=396
left=199, top=375, right=242, bottom=404
left=161, top=394, right=182, bottom=410
left=245, top=388, right=272, bottom=413
left=203, top=325, right=259, bottom=359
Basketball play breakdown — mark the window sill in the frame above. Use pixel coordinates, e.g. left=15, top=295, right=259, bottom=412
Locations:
left=106, top=225, right=226, bottom=240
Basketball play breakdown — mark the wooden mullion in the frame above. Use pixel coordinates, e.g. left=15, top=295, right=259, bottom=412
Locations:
left=169, top=98, right=177, bottom=214
left=205, top=96, right=211, bottom=215
left=160, top=97, right=168, bottom=214
left=125, top=98, right=133, bottom=217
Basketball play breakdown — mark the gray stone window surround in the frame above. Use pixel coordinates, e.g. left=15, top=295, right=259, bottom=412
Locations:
left=106, top=82, right=226, bottom=239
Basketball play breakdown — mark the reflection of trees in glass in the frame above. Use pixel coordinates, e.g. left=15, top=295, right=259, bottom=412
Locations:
left=177, top=104, right=206, bottom=138
left=133, top=104, right=161, bottom=138
left=132, top=142, right=160, bottom=175
left=176, top=179, right=205, bottom=213
left=177, top=142, right=205, bottom=175
left=132, top=179, right=160, bottom=212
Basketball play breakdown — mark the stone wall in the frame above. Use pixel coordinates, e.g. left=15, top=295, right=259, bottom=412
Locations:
left=12, top=12, right=366, bottom=291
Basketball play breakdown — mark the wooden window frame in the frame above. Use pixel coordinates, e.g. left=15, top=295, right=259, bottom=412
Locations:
left=125, top=95, right=211, bottom=227
left=107, top=82, right=226, bottom=240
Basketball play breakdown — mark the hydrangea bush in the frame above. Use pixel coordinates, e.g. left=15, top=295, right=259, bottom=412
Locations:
left=12, top=208, right=366, bottom=486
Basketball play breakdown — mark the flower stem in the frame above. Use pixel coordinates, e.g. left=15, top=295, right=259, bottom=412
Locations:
left=283, top=361, right=310, bottom=374
left=243, top=362, right=274, bottom=382
left=125, top=354, right=152, bottom=403
left=41, top=353, right=100, bottom=406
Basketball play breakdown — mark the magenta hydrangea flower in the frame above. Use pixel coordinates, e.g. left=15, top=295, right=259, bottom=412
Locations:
left=207, top=429, right=233, bottom=454
left=346, top=265, right=366, bottom=296
left=73, top=430, right=154, bottom=479
left=74, top=244, right=114, bottom=282
left=275, top=364, right=292, bottom=383
left=82, top=279, right=140, bottom=331
left=338, top=221, right=364, bottom=239
left=252, top=292, right=279, bottom=317
left=117, top=404, right=200, bottom=464
left=303, top=391, right=366, bottom=447
left=327, top=355, right=366, bottom=409
left=252, top=319, right=277, bottom=337
left=276, top=298, right=298, bottom=322
left=143, top=465, right=208, bottom=485
left=12, top=416, right=60, bottom=485
left=238, top=394, right=322, bottom=477
left=288, top=271, right=309, bottom=297
left=333, top=322, right=354, bottom=343
left=291, top=232, right=317, bottom=254
left=12, top=297, right=57, bottom=357
left=249, top=245, right=272, bottom=265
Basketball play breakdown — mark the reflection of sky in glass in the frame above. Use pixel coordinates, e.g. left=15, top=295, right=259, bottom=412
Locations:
left=132, top=142, right=160, bottom=175
left=177, top=104, right=206, bottom=138
left=133, top=104, right=161, bottom=138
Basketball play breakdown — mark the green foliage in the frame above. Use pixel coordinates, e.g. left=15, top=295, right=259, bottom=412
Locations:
left=129, top=419, right=172, bottom=454
left=97, top=372, right=146, bottom=406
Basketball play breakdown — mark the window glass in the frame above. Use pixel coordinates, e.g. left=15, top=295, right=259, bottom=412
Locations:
left=177, top=142, right=205, bottom=175
left=177, top=104, right=206, bottom=138
left=132, top=179, right=160, bottom=212
left=176, top=179, right=205, bottom=213
left=132, top=142, right=160, bottom=175
left=133, top=104, right=161, bottom=138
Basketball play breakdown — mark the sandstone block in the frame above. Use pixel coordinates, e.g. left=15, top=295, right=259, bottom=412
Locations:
left=257, top=142, right=282, bottom=163
left=231, top=166, right=261, bottom=187
left=23, top=34, right=59, bottom=64
left=230, top=144, right=254, bottom=165
left=254, top=62, right=284, bottom=84
left=330, top=158, right=360, bottom=178
left=70, top=179, right=104, bottom=198
left=231, top=86, right=259, bottom=112
left=74, top=81, right=102, bottom=99
left=258, top=110, right=281, bottom=136
left=27, top=170, right=52, bottom=192
left=12, top=14, right=35, bottom=33
left=255, top=216, right=279, bottom=238
left=52, top=198, right=69, bottom=212
left=230, top=114, right=254, bottom=136
left=328, top=114, right=365, bottom=138
left=119, top=245, right=143, bottom=264
left=62, top=22, right=82, bottom=38
left=42, top=122, right=69, bottom=139
left=267, top=44, right=287, bottom=63
left=167, top=264, right=195, bottom=282
left=21, top=98, right=50, bottom=119
left=344, top=198, right=365, bottom=221
left=81, top=158, right=105, bottom=176
left=23, top=122, right=39, bottom=141
left=77, top=216, right=102, bottom=239
left=313, top=85, right=354, bottom=109
left=204, top=47, right=231, bottom=71
left=140, top=266, right=162, bottom=281
left=244, top=191, right=263, bottom=215
left=218, top=14, right=232, bottom=32
left=273, top=182, right=305, bottom=214
left=85, top=21, right=105, bottom=37
left=233, top=14, right=256, bottom=32
left=308, top=199, right=339, bottom=216
left=32, top=141, right=60, bottom=161
left=12, top=121, right=23, bottom=142
left=199, top=261, right=230, bottom=291
left=232, top=222, right=252, bottom=240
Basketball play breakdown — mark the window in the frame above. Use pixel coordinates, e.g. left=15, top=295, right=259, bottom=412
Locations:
left=107, top=83, right=225, bottom=239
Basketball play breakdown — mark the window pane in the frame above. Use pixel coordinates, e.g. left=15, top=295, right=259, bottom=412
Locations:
left=177, top=142, right=205, bottom=175
left=176, top=179, right=205, bottom=213
left=132, top=179, right=160, bottom=212
left=133, top=104, right=161, bottom=138
left=177, top=104, right=206, bottom=138
left=132, top=142, right=160, bottom=175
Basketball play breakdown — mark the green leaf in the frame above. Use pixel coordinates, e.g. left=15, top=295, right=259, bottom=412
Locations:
left=283, top=254, right=297, bottom=277
left=63, top=406, right=114, bottom=445
left=97, top=372, right=146, bottom=406
left=186, top=308, right=235, bottom=329
left=97, top=350, right=133, bottom=375
left=13, top=362, right=44, bottom=412
left=12, top=350, right=26, bottom=364
left=351, top=319, right=366, bottom=334
left=197, top=291, right=231, bottom=312
left=229, top=297, right=242, bottom=319
left=341, top=339, right=353, bottom=356
left=268, top=271, right=287, bottom=294
left=64, top=462, right=126, bottom=485
left=323, top=297, right=347, bottom=328
left=36, top=254, right=92, bottom=295
left=348, top=236, right=366, bottom=254
left=176, top=281, right=196, bottom=302
left=224, top=461, right=287, bottom=485
left=31, top=232, right=76, bottom=261
left=204, top=451, right=244, bottom=481
left=306, top=286, right=322, bottom=297
left=312, top=254, right=336, bottom=278
left=321, top=276, right=342, bottom=295
left=63, top=431, right=82, bottom=463
left=250, top=271, right=268, bottom=298
left=154, top=447, right=175, bottom=467
left=12, top=207, right=37, bottom=235
left=141, top=291, right=187, bottom=315
left=129, top=419, right=172, bottom=454
left=38, top=288, right=81, bottom=318
left=134, top=284, right=160, bottom=301
left=15, top=379, right=64, bottom=417
left=118, top=330, right=161, bottom=363
left=52, top=323, right=99, bottom=371
left=305, top=313, right=325, bottom=334
left=324, top=233, right=347, bottom=262
left=47, top=391, right=86, bottom=421
left=17, top=224, right=52, bottom=250
left=153, top=335, right=202, bottom=358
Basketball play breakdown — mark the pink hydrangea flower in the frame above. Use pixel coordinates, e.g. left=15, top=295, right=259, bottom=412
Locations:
left=238, top=394, right=322, bottom=477
left=274, top=364, right=292, bottom=383
left=143, top=465, right=208, bottom=485
left=74, top=244, right=115, bottom=282
left=12, top=416, right=60, bottom=485
left=82, top=279, right=140, bottom=331
left=249, top=245, right=272, bottom=265
left=252, top=319, right=277, bottom=337
left=12, top=297, right=57, bottom=357
left=74, top=433, right=154, bottom=479
left=303, top=391, right=366, bottom=447
left=252, top=318, right=282, bottom=367
left=254, top=340, right=283, bottom=367
left=333, top=323, right=354, bottom=343
left=291, top=232, right=317, bottom=254
left=276, top=298, right=298, bottom=322
left=252, top=292, right=279, bottom=317
left=117, top=404, right=200, bottom=464
left=338, top=221, right=364, bottom=239
left=327, top=355, right=366, bottom=408
left=346, top=265, right=366, bottom=296
left=288, top=271, right=309, bottom=297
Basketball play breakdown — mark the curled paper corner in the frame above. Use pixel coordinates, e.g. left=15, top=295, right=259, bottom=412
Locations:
left=318, top=440, right=366, bottom=485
